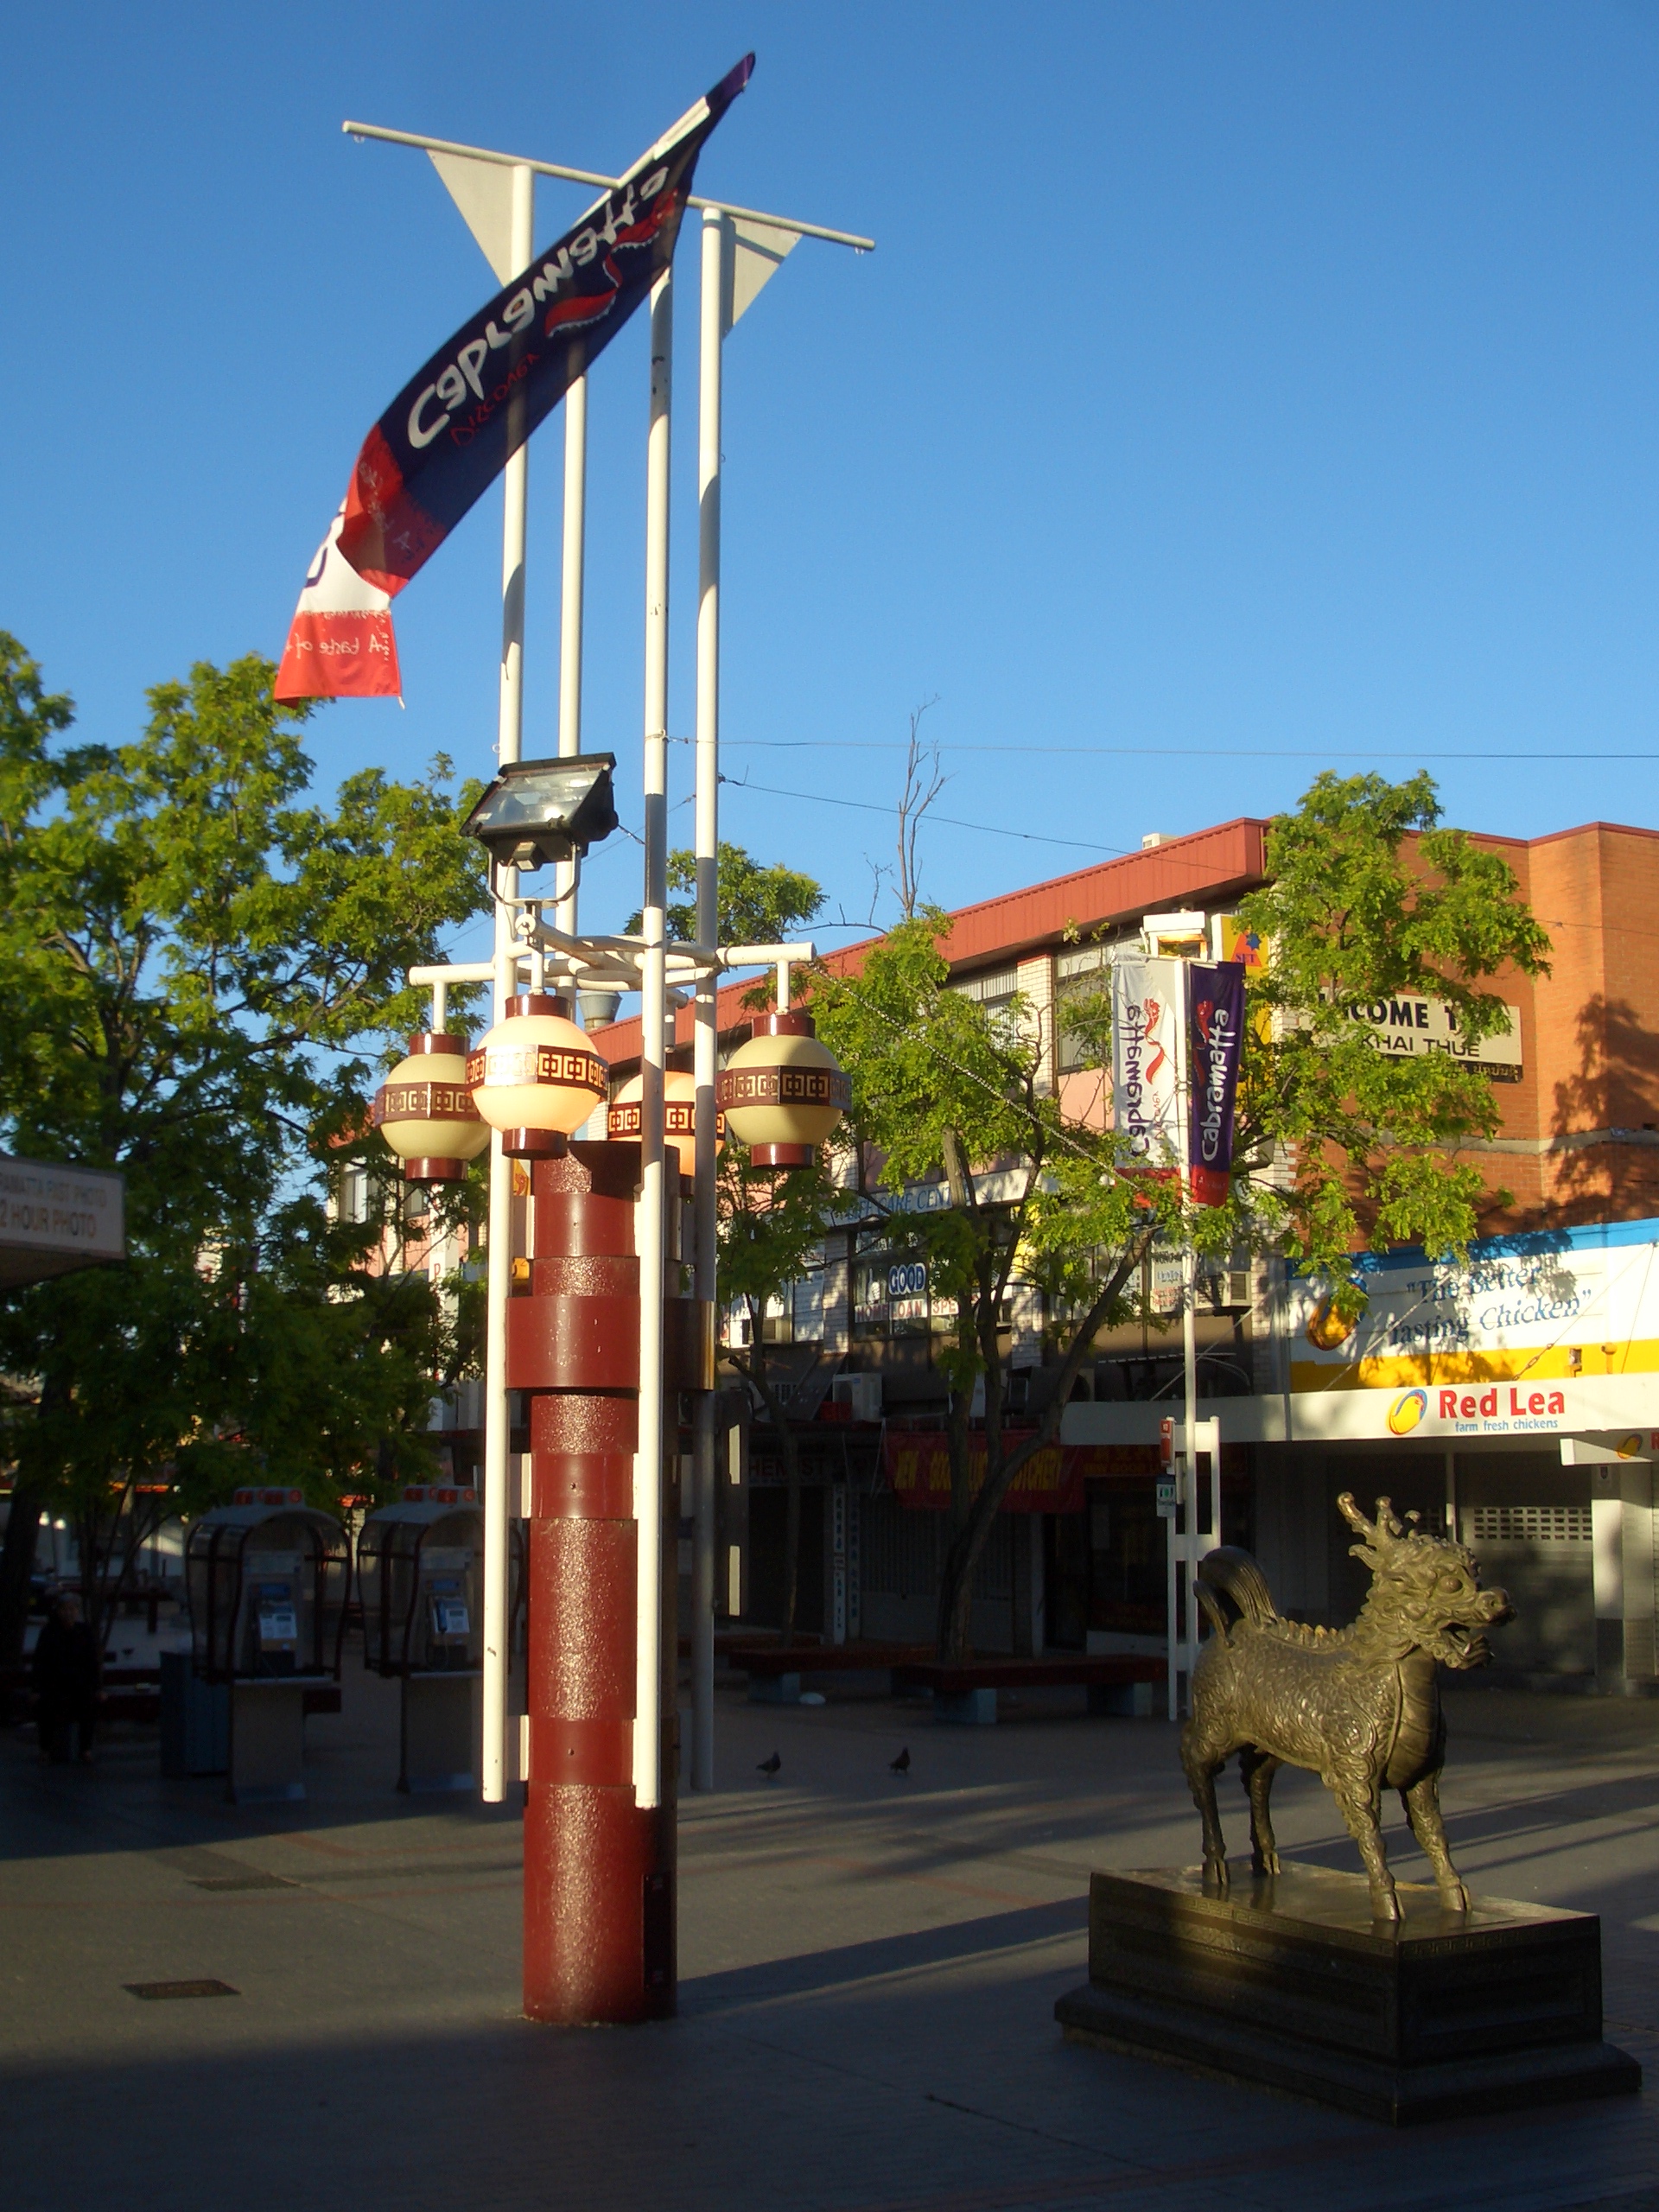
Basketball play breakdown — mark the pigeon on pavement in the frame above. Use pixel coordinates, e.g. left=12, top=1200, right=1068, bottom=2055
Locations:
left=757, top=1751, right=782, bottom=1777
left=889, top=1747, right=911, bottom=1776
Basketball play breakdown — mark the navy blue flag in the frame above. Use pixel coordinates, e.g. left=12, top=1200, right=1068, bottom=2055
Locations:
left=340, top=56, right=752, bottom=595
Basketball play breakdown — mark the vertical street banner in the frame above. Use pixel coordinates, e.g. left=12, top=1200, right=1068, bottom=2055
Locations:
left=274, top=505, right=401, bottom=702
left=335, top=55, right=753, bottom=598
left=1186, top=960, right=1245, bottom=1206
left=1111, top=957, right=1185, bottom=1171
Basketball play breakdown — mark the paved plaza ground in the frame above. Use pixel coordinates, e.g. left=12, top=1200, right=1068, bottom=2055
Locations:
left=5, top=1662, right=1659, bottom=2212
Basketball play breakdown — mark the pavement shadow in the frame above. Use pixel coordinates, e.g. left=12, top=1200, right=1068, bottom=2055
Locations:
left=680, top=1894, right=1088, bottom=2015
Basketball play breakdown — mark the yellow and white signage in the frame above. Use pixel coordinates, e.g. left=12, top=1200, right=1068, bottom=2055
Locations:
left=1290, top=1221, right=1659, bottom=1440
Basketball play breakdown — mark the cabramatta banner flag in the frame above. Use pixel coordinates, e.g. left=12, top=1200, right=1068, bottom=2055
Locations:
left=335, top=55, right=753, bottom=599
left=1110, top=956, right=1185, bottom=1170
left=1186, top=960, right=1245, bottom=1206
left=274, top=505, right=401, bottom=702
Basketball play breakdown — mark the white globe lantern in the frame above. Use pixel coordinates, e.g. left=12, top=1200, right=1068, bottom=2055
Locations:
left=372, top=1033, right=490, bottom=1182
left=607, top=1069, right=723, bottom=1180
left=716, top=1013, right=851, bottom=1170
left=466, top=993, right=607, bottom=1157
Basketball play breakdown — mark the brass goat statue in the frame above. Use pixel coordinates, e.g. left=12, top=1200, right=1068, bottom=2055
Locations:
left=1180, top=1493, right=1512, bottom=1921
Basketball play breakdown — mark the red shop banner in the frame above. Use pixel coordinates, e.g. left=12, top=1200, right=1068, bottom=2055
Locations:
left=884, top=1434, right=1166, bottom=1514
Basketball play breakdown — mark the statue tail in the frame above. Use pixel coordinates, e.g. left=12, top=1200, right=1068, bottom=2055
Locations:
left=1196, top=1546, right=1277, bottom=1643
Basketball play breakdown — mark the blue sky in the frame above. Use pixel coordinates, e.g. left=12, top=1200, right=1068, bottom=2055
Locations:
left=6, top=3, right=1659, bottom=976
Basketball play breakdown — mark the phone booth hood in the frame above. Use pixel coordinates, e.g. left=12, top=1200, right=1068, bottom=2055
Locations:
left=357, top=1498, right=501, bottom=1678
left=185, top=1495, right=350, bottom=1683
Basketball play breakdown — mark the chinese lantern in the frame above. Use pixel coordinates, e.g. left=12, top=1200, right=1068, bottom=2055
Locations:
left=372, top=1033, right=490, bottom=1182
left=607, top=1069, right=723, bottom=1179
left=716, top=1012, right=851, bottom=1170
left=467, top=993, right=607, bottom=1157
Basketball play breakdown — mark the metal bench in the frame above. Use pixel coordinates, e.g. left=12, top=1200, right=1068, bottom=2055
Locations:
left=890, top=1654, right=1166, bottom=1725
left=728, top=1643, right=934, bottom=1704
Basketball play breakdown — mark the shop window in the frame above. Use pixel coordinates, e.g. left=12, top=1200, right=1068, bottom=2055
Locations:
left=792, top=1269, right=824, bottom=1343
left=1055, top=945, right=1111, bottom=1074
left=1471, top=1504, right=1591, bottom=1543
left=1086, top=1484, right=1166, bottom=1637
left=852, top=1250, right=889, bottom=1338
left=952, top=963, right=1021, bottom=1046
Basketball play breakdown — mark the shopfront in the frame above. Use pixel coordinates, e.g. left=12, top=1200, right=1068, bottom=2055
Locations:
left=1066, top=1218, right=1659, bottom=1689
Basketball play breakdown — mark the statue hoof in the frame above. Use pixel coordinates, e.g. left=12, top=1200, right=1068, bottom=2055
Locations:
left=1203, top=1856, right=1230, bottom=1895
left=1371, top=1888, right=1401, bottom=1923
left=1440, top=1881, right=1470, bottom=1914
left=1251, top=1850, right=1281, bottom=1877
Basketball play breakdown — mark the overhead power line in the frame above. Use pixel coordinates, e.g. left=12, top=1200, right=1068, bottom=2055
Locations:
left=718, top=740, right=1659, bottom=763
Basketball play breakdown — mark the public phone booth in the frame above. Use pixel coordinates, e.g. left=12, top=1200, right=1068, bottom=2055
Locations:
left=184, top=1489, right=349, bottom=1802
left=358, top=1486, right=497, bottom=1792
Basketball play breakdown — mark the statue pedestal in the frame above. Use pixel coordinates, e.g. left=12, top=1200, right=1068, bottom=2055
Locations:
left=1055, top=1862, right=1639, bottom=2126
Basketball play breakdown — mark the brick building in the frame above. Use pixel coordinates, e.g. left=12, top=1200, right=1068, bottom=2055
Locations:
left=573, top=814, right=1659, bottom=1685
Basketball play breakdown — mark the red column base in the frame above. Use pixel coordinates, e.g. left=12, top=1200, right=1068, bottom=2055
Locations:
left=523, top=1790, right=676, bottom=2023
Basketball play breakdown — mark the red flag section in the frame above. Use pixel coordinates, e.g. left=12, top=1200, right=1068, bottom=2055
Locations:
left=274, top=506, right=401, bottom=702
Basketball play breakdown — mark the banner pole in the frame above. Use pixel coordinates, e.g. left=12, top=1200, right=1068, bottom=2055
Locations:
left=635, top=268, right=672, bottom=1816
left=690, top=209, right=726, bottom=1793
left=1181, top=1240, right=1198, bottom=1711
left=482, top=160, right=536, bottom=1805
left=556, top=373, right=588, bottom=928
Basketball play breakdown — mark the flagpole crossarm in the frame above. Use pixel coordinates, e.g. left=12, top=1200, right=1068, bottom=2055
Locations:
left=341, top=118, right=875, bottom=252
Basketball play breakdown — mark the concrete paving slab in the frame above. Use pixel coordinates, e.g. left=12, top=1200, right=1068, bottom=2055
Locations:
left=2, top=1667, right=1657, bottom=2210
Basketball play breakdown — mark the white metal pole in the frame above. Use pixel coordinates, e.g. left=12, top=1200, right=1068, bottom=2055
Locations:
left=555, top=373, right=588, bottom=927
left=634, top=268, right=672, bottom=1812
left=690, top=210, right=726, bottom=1792
left=481, top=160, right=535, bottom=1806
left=1182, top=1241, right=1198, bottom=1707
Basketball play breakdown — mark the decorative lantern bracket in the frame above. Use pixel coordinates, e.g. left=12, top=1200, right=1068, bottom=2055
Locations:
left=407, top=936, right=816, bottom=1038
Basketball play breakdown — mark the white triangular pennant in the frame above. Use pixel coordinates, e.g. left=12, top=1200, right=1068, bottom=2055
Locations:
left=723, top=217, right=798, bottom=334
left=429, top=149, right=518, bottom=283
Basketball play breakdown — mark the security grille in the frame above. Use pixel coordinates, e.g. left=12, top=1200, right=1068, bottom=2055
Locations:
left=1470, top=1504, right=1592, bottom=1544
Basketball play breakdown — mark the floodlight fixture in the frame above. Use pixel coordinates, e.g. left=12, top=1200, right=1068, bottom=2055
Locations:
left=463, top=753, right=619, bottom=872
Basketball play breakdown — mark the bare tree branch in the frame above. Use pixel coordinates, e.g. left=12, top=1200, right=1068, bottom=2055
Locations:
left=896, top=700, right=946, bottom=921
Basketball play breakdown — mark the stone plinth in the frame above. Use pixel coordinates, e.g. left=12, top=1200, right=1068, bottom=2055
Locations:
left=1055, top=1861, right=1639, bottom=2125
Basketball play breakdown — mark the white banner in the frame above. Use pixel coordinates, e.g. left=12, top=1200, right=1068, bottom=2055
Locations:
left=1111, top=956, right=1185, bottom=1168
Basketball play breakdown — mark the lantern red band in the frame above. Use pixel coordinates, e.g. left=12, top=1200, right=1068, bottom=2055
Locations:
left=372, top=1079, right=482, bottom=1126
left=715, top=1066, right=853, bottom=1111
left=607, top=1099, right=721, bottom=1140
left=466, top=1044, right=607, bottom=1096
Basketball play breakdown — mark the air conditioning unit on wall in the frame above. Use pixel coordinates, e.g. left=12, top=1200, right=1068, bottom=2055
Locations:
left=830, top=1374, right=884, bottom=1423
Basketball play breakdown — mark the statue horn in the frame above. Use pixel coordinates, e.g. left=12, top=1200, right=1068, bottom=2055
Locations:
left=1336, top=1491, right=1373, bottom=1539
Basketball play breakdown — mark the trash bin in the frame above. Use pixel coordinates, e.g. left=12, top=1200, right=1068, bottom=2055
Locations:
left=184, top=1489, right=349, bottom=1803
left=159, top=1647, right=228, bottom=1776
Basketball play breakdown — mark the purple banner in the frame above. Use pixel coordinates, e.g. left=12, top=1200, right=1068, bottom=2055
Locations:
left=1187, top=962, right=1245, bottom=1206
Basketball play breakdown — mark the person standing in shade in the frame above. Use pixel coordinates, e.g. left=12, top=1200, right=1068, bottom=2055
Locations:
left=32, top=1592, right=99, bottom=1764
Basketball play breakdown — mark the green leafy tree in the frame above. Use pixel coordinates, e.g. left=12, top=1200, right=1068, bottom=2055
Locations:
left=813, top=921, right=1170, bottom=1661
left=811, top=771, right=1550, bottom=1662
left=1232, top=771, right=1552, bottom=1304
left=0, top=637, right=488, bottom=1662
left=628, top=842, right=823, bottom=945
left=717, top=1154, right=841, bottom=1646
